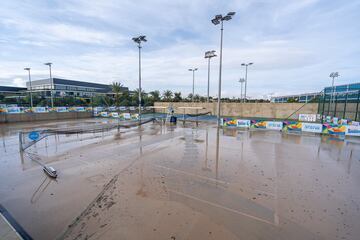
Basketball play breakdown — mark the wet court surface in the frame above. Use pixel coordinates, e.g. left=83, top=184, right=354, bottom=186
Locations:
left=0, top=119, right=360, bottom=240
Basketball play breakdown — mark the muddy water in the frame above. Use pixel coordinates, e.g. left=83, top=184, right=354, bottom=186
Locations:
left=0, top=120, right=360, bottom=240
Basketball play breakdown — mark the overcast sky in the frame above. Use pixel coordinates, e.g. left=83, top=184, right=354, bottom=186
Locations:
left=0, top=0, right=359, bottom=98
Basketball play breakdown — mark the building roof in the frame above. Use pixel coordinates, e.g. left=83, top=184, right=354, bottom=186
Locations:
left=0, top=86, right=27, bottom=93
left=28, top=78, right=128, bottom=93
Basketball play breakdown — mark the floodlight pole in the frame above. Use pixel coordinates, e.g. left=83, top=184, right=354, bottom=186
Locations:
left=138, top=42, right=142, bottom=123
left=44, top=63, right=54, bottom=108
left=212, top=12, right=235, bottom=126
left=217, top=20, right=224, bottom=126
left=329, top=72, right=339, bottom=116
left=189, top=68, right=198, bottom=102
left=24, top=68, right=33, bottom=108
left=205, top=50, right=216, bottom=102
left=241, top=62, right=253, bottom=102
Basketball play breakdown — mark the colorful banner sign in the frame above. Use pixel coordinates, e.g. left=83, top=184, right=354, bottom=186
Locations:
left=283, top=121, right=302, bottom=133
left=237, top=119, right=251, bottom=128
left=33, top=107, right=46, bottom=113
left=109, top=112, right=119, bottom=118
left=56, top=107, right=67, bottom=112
left=322, top=123, right=346, bottom=136
left=346, top=125, right=360, bottom=136
left=251, top=120, right=267, bottom=129
left=100, top=112, right=108, bottom=117
left=266, top=121, right=283, bottom=130
left=7, top=107, right=21, bottom=113
left=222, top=118, right=238, bottom=127
left=301, top=123, right=323, bottom=133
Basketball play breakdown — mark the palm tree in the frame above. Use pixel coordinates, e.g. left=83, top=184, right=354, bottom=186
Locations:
left=173, top=92, right=182, bottom=102
left=162, top=90, right=173, bottom=102
left=111, top=82, right=123, bottom=107
left=149, top=90, right=161, bottom=102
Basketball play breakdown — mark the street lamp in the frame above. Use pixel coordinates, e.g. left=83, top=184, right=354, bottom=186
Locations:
left=239, top=78, right=245, bottom=102
left=24, top=67, right=33, bottom=108
left=241, top=62, right=253, bottom=102
left=44, top=62, right=54, bottom=108
left=188, top=68, right=198, bottom=102
left=132, top=35, right=147, bottom=123
left=329, top=72, right=339, bottom=114
left=211, top=11, right=236, bottom=125
left=204, top=50, right=217, bottom=102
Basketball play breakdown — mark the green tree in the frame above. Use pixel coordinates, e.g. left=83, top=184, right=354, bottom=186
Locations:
left=173, top=92, right=182, bottom=102
left=162, top=90, right=173, bottom=101
left=149, top=90, right=161, bottom=102
left=111, top=82, right=123, bottom=107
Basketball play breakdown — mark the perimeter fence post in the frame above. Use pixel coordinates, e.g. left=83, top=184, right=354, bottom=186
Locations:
left=355, top=90, right=360, bottom=121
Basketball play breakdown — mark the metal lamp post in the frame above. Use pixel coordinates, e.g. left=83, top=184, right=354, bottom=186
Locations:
left=188, top=68, right=198, bottom=102
left=239, top=78, right=245, bottom=102
left=329, top=72, right=339, bottom=115
left=24, top=67, right=33, bottom=108
left=132, top=35, right=147, bottom=123
left=44, top=62, right=54, bottom=108
left=211, top=12, right=236, bottom=125
left=204, top=50, right=217, bottom=102
left=241, top=62, right=253, bottom=102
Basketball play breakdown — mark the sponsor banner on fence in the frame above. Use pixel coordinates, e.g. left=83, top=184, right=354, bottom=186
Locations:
left=222, top=118, right=237, bottom=127
left=33, top=107, right=46, bottom=113
left=109, top=112, right=119, bottom=118
left=266, top=121, right=283, bottom=130
left=346, top=125, right=360, bottom=136
left=0, top=107, right=8, bottom=114
left=120, top=113, right=131, bottom=120
left=301, top=123, right=323, bottom=133
left=7, top=107, right=21, bottom=113
left=56, top=107, right=67, bottom=112
left=251, top=120, right=267, bottom=129
left=132, top=113, right=139, bottom=120
left=299, top=114, right=317, bottom=122
left=283, top=121, right=302, bottom=133
left=322, top=123, right=346, bottom=136
left=237, top=119, right=251, bottom=128
left=100, top=112, right=108, bottom=117
left=119, top=106, right=126, bottom=111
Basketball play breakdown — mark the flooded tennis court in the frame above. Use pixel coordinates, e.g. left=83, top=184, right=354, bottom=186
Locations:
left=0, top=118, right=360, bottom=240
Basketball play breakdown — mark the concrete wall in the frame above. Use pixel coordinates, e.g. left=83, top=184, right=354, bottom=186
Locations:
left=154, top=102, right=319, bottom=120
left=0, top=112, right=93, bottom=123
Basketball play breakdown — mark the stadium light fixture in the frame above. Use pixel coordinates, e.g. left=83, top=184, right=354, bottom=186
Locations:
left=204, top=50, right=217, bottom=102
left=24, top=67, right=33, bottom=108
left=44, top=62, right=54, bottom=108
left=189, top=68, right=198, bottom=102
left=329, top=72, right=340, bottom=114
left=132, top=35, right=147, bottom=123
left=211, top=11, right=236, bottom=126
left=241, top=62, right=254, bottom=102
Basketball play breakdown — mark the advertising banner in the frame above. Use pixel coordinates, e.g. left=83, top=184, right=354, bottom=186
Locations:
left=120, top=113, right=131, bottom=120
left=85, top=107, right=93, bottom=112
left=222, top=118, right=238, bottom=127
left=76, top=107, right=85, bottom=112
left=119, top=106, right=126, bottom=111
left=109, top=112, right=119, bottom=118
left=129, top=106, right=135, bottom=111
left=56, top=107, right=67, bottom=112
left=266, top=121, right=283, bottom=130
left=251, top=120, right=267, bottom=129
left=346, top=125, right=360, bottom=136
left=131, top=113, right=139, bottom=120
left=100, top=112, right=108, bottom=117
left=237, top=119, right=251, bottom=128
left=0, top=106, right=8, bottom=114
left=299, top=114, right=317, bottom=122
left=33, top=107, right=46, bottom=113
left=322, top=123, right=346, bottom=136
left=301, top=123, right=322, bottom=133
left=7, top=107, right=21, bottom=113
left=283, top=121, right=302, bottom=133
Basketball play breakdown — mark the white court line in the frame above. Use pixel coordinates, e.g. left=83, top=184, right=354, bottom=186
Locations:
left=169, top=189, right=275, bottom=226
left=153, top=164, right=275, bottom=197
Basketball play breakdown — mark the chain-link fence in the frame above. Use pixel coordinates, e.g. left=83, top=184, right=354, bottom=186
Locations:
left=318, top=90, right=360, bottom=121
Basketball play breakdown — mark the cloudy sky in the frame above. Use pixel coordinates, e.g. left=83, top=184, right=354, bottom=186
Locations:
left=0, top=0, right=359, bottom=98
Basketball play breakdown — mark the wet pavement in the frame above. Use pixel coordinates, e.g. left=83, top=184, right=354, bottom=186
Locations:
left=0, top=119, right=360, bottom=240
